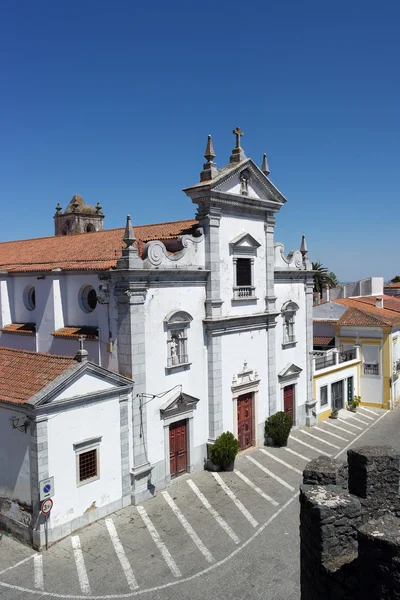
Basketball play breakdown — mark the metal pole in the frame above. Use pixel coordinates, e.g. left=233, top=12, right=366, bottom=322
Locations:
left=45, top=514, right=48, bottom=551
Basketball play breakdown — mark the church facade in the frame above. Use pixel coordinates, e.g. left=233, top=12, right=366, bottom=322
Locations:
left=0, top=130, right=314, bottom=506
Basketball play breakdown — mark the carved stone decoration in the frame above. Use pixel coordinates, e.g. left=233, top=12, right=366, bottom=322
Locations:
left=231, top=360, right=261, bottom=393
left=142, top=229, right=205, bottom=269
left=274, top=243, right=305, bottom=270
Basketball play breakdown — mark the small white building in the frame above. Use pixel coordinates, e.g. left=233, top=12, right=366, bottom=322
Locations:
left=0, top=129, right=315, bottom=525
left=0, top=346, right=133, bottom=549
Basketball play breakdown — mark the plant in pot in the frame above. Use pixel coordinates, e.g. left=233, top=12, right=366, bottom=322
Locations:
left=208, top=432, right=239, bottom=472
left=330, top=407, right=339, bottom=419
left=348, top=395, right=361, bottom=413
left=264, top=411, right=293, bottom=447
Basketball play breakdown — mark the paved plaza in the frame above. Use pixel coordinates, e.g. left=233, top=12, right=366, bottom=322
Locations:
left=0, top=406, right=395, bottom=600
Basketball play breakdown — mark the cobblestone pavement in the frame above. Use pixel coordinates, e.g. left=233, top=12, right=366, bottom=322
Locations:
left=0, top=406, right=391, bottom=599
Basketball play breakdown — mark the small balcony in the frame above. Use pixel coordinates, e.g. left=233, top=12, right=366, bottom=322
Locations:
left=232, top=286, right=256, bottom=300
left=364, top=364, right=379, bottom=376
left=167, top=354, right=189, bottom=368
left=313, top=347, right=360, bottom=372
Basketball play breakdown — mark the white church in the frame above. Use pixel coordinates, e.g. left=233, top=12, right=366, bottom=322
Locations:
left=0, top=129, right=314, bottom=547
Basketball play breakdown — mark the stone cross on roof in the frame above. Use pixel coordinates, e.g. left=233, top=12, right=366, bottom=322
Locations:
left=233, top=126, right=243, bottom=148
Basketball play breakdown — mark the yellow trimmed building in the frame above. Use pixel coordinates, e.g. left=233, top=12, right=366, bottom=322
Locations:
left=313, top=295, right=400, bottom=420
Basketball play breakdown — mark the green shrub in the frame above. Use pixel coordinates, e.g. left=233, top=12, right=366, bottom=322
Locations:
left=350, top=395, right=361, bottom=408
left=209, top=432, right=239, bottom=467
left=264, top=411, right=292, bottom=446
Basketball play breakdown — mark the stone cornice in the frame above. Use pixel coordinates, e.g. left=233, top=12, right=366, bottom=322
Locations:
left=204, top=311, right=279, bottom=335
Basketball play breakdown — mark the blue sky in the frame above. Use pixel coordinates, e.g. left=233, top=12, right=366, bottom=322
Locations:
left=0, top=1, right=399, bottom=282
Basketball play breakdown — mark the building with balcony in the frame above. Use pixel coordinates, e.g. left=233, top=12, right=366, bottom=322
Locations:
left=314, top=293, right=400, bottom=414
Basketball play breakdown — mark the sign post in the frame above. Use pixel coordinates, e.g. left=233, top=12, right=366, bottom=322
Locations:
left=39, top=477, right=54, bottom=501
left=41, top=498, right=53, bottom=550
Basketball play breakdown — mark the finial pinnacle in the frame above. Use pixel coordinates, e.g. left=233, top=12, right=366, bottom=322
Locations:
left=261, top=153, right=270, bottom=176
left=204, top=135, right=216, bottom=162
left=55, top=203, right=62, bottom=214
left=300, top=234, right=308, bottom=256
left=123, top=214, right=136, bottom=248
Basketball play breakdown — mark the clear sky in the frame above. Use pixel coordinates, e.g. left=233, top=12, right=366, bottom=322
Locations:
left=0, top=1, right=399, bottom=282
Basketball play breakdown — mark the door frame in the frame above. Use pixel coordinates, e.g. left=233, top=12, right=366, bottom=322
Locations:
left=283, top=383, right=295, bottom=424
left=163, top=412, right=194, bottom=485
left=236, top=392, right=255, bottom=451
left=232, top=361, right=260, bottom=448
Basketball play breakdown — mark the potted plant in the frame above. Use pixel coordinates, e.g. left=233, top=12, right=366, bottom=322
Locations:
left=348, top=395, right=361, bottom=413
left=207, top=432, right=239, bottom=472
left=264, top=411, right=293, bottom=447
left=330, top=407, right=339, bottom=419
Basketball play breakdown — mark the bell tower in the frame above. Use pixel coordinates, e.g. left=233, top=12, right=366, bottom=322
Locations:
left=54, top=195, right=104, bottom=236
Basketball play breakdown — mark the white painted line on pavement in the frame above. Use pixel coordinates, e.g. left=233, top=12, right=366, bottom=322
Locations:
left=347, top=415, right=370, bottom=425
left=353, top=410, right=373, bottom=421
left=0, top=554, right=35, bottom=577
left=137, top=505, right=182, bottom=578
left=212, top=472, right=258, bottom=527
left=312, top=426, right=348, bottom=442
left=105, top=518, right=139, bottom=590
left=338, top=419, right=362, bottom=431
left=161, top=491, right=214, bottom=563
left=285, top=447, right=312, bottom=461
left=323, top=420, right=356, bottom=435
left=298, top=429, right=340, bottom=449
left=289, top=435, right=331, bottom=456
left=358, top=406, right=379, bottom=416
left=246, top=455, right=295, bottom=491
left=335, top=409, right=389, bottom=459
left=234, top=470, right=279, bottom=507
left=71, top=536, right=91, bottom=596
left=259, top=448, right=302, bottom=475
left=33, top=554, right=44, bottom=591
left=187, top=479, right=240, bottom=544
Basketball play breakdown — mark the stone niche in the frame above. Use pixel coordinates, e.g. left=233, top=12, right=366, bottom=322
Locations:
left=300, top=446, right=400, bottom=600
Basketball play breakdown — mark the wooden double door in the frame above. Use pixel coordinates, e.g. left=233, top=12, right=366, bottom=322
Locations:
left=169, top=420, right=188, bottom=478
left=284, top=385, right=294, bottom=423
left=237, top=393, right=253, bottom=451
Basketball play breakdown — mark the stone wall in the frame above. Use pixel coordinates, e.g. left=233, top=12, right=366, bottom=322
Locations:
left=300, top=447, right=400, bottom=600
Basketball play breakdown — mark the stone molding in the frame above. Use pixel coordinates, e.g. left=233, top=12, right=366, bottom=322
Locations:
left=142, top=230, right=205, bottom=269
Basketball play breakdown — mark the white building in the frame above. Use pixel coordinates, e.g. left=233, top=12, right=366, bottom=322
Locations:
left=0, top=130, right=314, bottom=539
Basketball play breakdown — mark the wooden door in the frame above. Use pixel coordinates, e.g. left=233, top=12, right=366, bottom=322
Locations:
left=283, top=385, right=294, bottom=423
left=332, top=380, right=344, bottom=410
left=169, top=420, right=187, bottom=478
left=237, top=393, right=253, bottom=451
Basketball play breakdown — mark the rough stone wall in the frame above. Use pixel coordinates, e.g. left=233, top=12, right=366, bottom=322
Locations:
left=300, top=446, right=400, bottom=600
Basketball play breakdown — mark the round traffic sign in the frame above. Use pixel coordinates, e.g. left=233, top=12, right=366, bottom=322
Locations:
left=41, top=498, right=53, bottom=515
left=43, top=484, right=51, bottom=494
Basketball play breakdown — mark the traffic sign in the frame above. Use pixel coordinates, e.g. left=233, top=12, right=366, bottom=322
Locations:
left=41, top=498, right=53, bottom=515
left=39, top=477, right=54, bottom=501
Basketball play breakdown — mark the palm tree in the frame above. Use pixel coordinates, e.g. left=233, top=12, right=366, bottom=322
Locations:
left=328, top=271, right=339, bottom=287
left=390, top=275, right=400, bottom=283
left=312, top=262, right=338, bottom=298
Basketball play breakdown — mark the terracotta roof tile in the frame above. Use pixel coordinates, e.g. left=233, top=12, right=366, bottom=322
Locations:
left=0, top=348, right=76, bottom=405
left=337, top=307, right=398, bottom=327
left=52, top=326, right=99, bottom=340
left=0, top=219, right=197, bottom=273
left=0, top=323, right=36, bottom=335
left=385, top=283, right=400, bottom=289
left=313, top=336, right=334, bottom=345
left=333, top=297, right=400, bottom=326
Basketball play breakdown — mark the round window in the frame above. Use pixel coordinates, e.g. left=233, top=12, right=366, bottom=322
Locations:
left=80, top=285, right=97, bottom=312
left=24, top=286, right=36, bottom=311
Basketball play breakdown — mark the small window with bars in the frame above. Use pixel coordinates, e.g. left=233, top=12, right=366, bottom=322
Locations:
left=320, top=385, right=328, bottom=406
left=76, top=446, right=99, bottom=486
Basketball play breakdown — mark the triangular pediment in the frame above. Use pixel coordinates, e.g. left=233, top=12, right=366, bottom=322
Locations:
left=278, top=363, right=303, bottom=380
left=160, top=391, right=199, bottom=418
left=230, top=232, right=261, bottom=249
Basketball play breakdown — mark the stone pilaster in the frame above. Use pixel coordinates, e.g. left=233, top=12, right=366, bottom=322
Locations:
left=305, top=277, right=315, bottom=425
left=30, top=415, right=49, bottom=549
left=114, top=280, right=152, bottom=504
left=265, top=213, right=278, bottom=416
left=119, top=395, right=131, bottom=506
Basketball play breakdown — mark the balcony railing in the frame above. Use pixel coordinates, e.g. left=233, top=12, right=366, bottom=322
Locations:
left=233, top=286, right=256, bottom=300
left=313, top=346, right=359, bottom=372
left=364, top=364, right=379, bottom=376
left=315, top=354, right=336, bottom=370
left=339, top=349, right=357, bottom=363
left=167, top=354, right=188, bottom=368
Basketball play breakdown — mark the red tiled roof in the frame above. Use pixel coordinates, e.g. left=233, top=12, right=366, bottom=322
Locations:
left=333, top=297, right=400, bottom=326
left=313, top=336, right=334, bottom=345
left=0, top=323, right=36, bottom=335
left=339, top=295, right=400, bottom=314
left=0, top=348, right=76, bottom=405
left=385, top=283, right=400, bottom=288
left=0, top=219, right=197, bottom=273
left=52, top=326, right=99, bottom=340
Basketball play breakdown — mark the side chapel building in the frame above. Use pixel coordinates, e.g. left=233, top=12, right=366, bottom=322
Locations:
left=0, top=130, right=314, bottom=531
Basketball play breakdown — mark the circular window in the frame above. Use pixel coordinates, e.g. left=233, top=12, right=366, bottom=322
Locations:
left=23, top=286, right=36, bottom=311
left=80, top=285, right=97, bottom=313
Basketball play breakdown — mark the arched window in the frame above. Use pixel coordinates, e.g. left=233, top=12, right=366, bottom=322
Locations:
left=24, top=285, right=36, bottom=311
left=164, top=311, right=193, bottom=369
left=79, top=285, right=98, bottom=313
left=86, top=224, right=96, bottom=233
left=281, top=301, right=299, bottom=346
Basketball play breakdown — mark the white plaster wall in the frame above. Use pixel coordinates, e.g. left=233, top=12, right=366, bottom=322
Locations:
left=315, top=365, right=359, bottom=414
left=47, top=397, right=122, bottom=528
left=274, top=281, right=308, bottom=410
left=218, top=214, right=266, bottom=317
left=0, top=332, right=36, bottom=351
left=0, top=405, right=31, bottom=505
left=12, top=276, right=37, bottom=324
left=221, top=329, right=269, bottom=434
left=217, top=173, right=265, bottom=200
left=49, top=338, right=100, bottom=363
left=54, top=372, right=116, bottom=401
left=144, top=285, right=207, bottom=465
left=0, top=278, right=12, bottom=327
left=65, top=274, right=100, bottom=326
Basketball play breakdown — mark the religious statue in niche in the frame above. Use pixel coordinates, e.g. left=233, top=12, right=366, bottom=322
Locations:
left=170, top=336, right=179, bottom=365
left=240, top=170, right=250, bottom=195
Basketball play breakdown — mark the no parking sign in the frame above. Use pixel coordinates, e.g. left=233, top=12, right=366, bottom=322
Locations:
left=39, top=477, right=54, bottom=501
